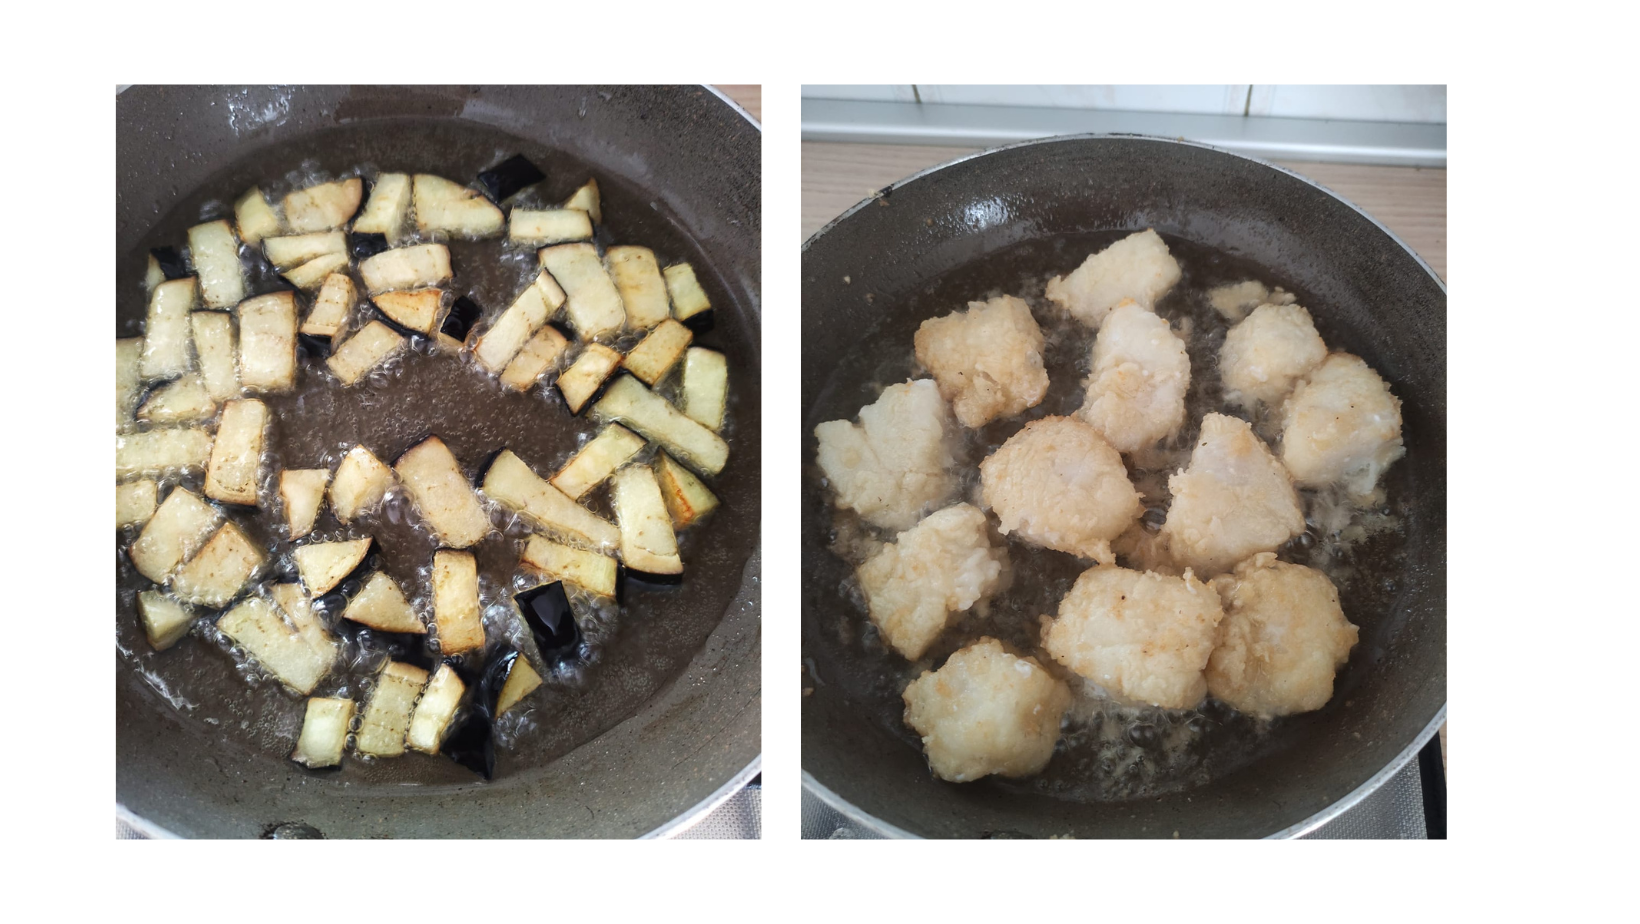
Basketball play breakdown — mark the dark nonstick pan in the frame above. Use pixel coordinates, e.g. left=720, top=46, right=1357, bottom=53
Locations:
left=116, top=85, right=760, bottom=838
left=801, top=135, right=1444, bottom=838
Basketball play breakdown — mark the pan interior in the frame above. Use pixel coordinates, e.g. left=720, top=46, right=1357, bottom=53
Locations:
left=117, top=108, right=760, bottom=831
left=809, top=231, right=1417, bottom=801
left=801, top=137, right=1444, bottom=838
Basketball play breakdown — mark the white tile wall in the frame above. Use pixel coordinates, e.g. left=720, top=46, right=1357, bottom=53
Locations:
left=800, top=85, right=918, bottom=103
left=916, top=84, right=1251, bottom=114
left=1248, top=85, right=1446, bottom=123
left=800, top=84, right=1447, bottom=124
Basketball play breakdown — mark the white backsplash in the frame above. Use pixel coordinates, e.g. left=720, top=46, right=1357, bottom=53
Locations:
left=802, top=85, right=1446, bottom=124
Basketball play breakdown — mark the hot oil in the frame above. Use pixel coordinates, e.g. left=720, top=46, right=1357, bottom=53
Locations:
left=812, top=231, right=1411, bottom=802
left=116, top=121, right=759, bottom=787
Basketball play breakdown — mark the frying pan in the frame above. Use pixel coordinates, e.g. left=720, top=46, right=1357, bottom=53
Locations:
left=801, top=135, right=1445, bottom=838
left=116, top=85, right=760, bottom=838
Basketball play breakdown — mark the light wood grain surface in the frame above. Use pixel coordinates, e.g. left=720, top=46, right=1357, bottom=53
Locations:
left=716, top=85, right=761, bottom=122
left=803, top=140, right=1447, bottom=768
left=802, top=142, right=1445, bottom=282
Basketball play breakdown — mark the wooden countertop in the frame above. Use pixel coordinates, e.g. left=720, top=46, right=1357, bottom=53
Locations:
left=716, top=85, right=761, bottom=122
left=802, top=140, right=1447, bottom=767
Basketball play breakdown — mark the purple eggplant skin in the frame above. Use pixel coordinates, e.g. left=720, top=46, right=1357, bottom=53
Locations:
left=621, top=565, right=684, bottom=589
left=514, top=582, right=581, bottom=659
left=326, top=617, right=434, bottom=669
left=388, top=430, right=438, bottom=467
left=476, top=154, right=545, bottom=204
left=364, top=628, right=435, bottom=669
left=611, top=562, right=683, bottom=609
left=442, top=710, right=495, bottom=779
left=679, top=310, right=714, bottom=335
left=441, top=296, right=483, bottom=341
left=313, top=591, right=350, bottom=624
left=151, top=246, right=191, bottom=279
left=367, top=303, right=428, bottom=341
left=308, top=546, right=380, bottom=626
left=552, top=372, right=616, bottom=418
left=481, top=649, right=521, bottom=711
left=444, top=647, right=528, bottom=779
left=471, top=446, right=508, bottom=488
left=348, top=232, right=390, bottom=261
left=297, top=332, right=333, bottom=359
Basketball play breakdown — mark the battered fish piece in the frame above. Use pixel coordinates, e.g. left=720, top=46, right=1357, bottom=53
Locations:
left=1043, top=564, right=1226, bottom=709
left=1219, top=302, right=1328, bottom=410
left=857, top=503, right=1009, bottom=661
left=1279, top=353, right=1405, bottom=498
left=902, top=637, right=1072, bottom=782
left=980, top=415, right=1142, bottom=564
left=1206, top=553, right=1359, bottom=717
left=814, top=379, right=960, bottom=531
left=1042, top=564, right=1224, bottom=709
left=1206, top=279, right=1296, bottom=324
left=914, top=295, right=1049, bottom=428
left=1046, top=229, right=1181, bottom=329
left=1161, top=413, right=1304, bottom=577
left=1110, top=518, right=1179, bottom=577
left=1078, top=301, right=1190, bottom=453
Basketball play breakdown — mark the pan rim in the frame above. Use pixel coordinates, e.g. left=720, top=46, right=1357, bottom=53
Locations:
left=800, top=131, right=1446, bottom=839
left=705, top=85, right=762, bottom=131
left=643, top=755, right=763, bottom=839
left=117, top=83, right=762, bottom=840
left=801, top=132, right=1447, bottom=294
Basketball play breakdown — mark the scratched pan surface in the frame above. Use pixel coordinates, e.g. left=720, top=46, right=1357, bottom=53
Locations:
left=801, top=136, right=1444, bottom=838
left=116, top=86, right=760, bottom=838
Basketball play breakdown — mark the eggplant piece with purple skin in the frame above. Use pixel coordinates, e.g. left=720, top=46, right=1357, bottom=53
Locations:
left=441, top=296, right=483, bottom=342
left=306, top=561, right=431, bottom=671
left=367, top=304, right=428, bottom=341
left=150, top=246, right=190, bottom=280
left=443, top=648, right=534, bottom=779
left=442, top=707, right=495, bottom=780
left=297, top=333, right=332, bottom=359
left=298, top=539, right=377, bottom=601
left=349, top=232, right=390, bottom=261
left=514, top=581, right=582, bottom=660
left=477, top=154, right=546, bottom=203
left=678, top=311, right=714, bottom=335
left=354, top=627, right=436, bottom=671
left=618, top=561, right=683, bottom=590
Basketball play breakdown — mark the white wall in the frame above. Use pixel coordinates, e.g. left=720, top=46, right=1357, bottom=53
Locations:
left=801, top=85, right=1446, bottom=124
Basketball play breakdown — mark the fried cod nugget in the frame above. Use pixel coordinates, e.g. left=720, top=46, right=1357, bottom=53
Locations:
left=814, top=379, right=960, bottom=531
left=1045, top=229, right=1181, bottom=329
left=1219, top=302, right=1328, bottom=411
left=1206, top=553, right=1359, bottom=717
left=1206, top=279, right=1296, bottom=324
left=914, top=295, right=1050, bottom=429
left=980, top=415, right=1142, bottom=564
left=1042, top=564, right=1224, bottom=709
left=1078, top=301, right=1191, bottom=453
left=857, top=503, right=1010, bottom=660
left=903, top=637, right=1073, bottom=782
left=1279, top=352, right=1405, bottom=498
left=1160, top=413, right=1305, bottom=577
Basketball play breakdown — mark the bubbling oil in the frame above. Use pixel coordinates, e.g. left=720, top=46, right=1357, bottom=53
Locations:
left=117, top=136, right=753, bottom=786
left=813, top=231, right=1411, bottom=801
